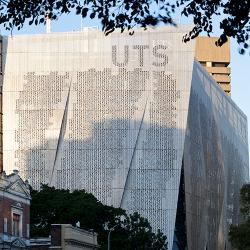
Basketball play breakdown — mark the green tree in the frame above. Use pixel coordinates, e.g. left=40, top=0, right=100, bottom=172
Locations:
left=0, top=0, right=249, bottom=52
left=100, top=212, right=167, bottom=250
left=229, top=184, right=250, bottom=250
left=30, top=185, right=167, bottom=250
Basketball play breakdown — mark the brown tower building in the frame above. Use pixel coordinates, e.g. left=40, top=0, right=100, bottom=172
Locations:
left=195, top=37, right=231, bottom=95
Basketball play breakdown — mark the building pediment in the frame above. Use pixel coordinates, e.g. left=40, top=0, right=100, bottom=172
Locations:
left=6, top=180, right=31, bottom=199
left=0, top=171, right=31, bottom=200
left=11, top=181, right=26, bottom=192
left=11, top=237, right=27, bottom=248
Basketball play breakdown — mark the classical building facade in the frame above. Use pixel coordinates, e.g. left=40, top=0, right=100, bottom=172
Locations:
left=0, top=170, right=31, bottom=249
left=0, top=26, right=248, bottom=249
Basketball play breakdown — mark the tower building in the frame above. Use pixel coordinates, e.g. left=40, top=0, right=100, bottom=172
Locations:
left=195, top=37, right=231, bottom=94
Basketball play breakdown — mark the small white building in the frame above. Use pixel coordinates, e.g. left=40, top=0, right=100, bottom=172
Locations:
left=30, top=224, right=99, bottom=250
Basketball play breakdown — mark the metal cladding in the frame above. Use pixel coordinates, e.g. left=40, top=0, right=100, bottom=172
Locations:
left=184, top=61, right=248, bottom=249
left=1, top=27, right=248, bottom=250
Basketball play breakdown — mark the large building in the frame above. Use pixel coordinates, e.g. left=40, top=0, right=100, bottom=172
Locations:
left=0, top=26, right=248, bottom=250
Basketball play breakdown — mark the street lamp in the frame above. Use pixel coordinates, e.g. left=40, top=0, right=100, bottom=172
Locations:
left=107, top=225, right=118, bottom=250
left=105, top=215, right=126, bottom=250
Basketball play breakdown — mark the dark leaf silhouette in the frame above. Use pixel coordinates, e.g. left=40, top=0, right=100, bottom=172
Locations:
left=229, top=184, right=250, bottom=250
left=0, top=0, right=248, bottom=52
left=30, top=185, right=168, bottom=250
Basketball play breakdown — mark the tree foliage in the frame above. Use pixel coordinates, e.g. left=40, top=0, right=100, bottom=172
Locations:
left=229, top=184, right=250, bottom=250
left=0, top=0, right=249, bottom=52
left=30, top=185, right=167, bottom=250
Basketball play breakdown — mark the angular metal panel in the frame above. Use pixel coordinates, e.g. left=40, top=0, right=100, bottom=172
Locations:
left=184, top=61, right=248, bottom=250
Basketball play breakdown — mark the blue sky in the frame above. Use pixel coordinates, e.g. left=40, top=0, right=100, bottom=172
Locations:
left=1, top=12, right=250, bottom=163
left=231, top=44, right=250, bottom=164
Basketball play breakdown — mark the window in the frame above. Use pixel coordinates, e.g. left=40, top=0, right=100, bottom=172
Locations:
left=4, top=218, right=7, bottom=233
left=212, top=62, right=229, bottom=67
left=27, top=224, right=30, bottom=238
left=11, top=204, right=23, bottom=237
left=13, top=213, right=21, bottom=237
left=199, top=61, right=206, bottom=66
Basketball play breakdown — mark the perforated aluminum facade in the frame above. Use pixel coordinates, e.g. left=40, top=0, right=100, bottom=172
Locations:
left=1, top=27, right=248, bottom=250
left=183, top=61, right=248, bottom=249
